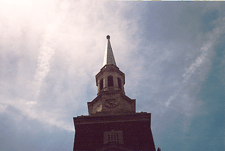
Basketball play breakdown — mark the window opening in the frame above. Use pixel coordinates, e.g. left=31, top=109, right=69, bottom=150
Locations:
left=108, top=76, right=114, bottom=87
left=104, top=130, right=123, bottom=144
left=100, top=79, right=103, bottom=90
left=108, top=133, right=119, bottom=143
left=117, top=77, right=122, bottom=89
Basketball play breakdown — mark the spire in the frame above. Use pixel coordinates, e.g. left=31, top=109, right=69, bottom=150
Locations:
left=103, top=35, right=116, bottom=66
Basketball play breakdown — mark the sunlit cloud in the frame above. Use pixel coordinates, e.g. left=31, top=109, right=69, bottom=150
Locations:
left=0, top=0, right=138, bottom=131
left=33, top=24, right=58, bottom=99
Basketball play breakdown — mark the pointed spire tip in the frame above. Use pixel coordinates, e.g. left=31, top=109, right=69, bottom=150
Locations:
left=103, top=35, right=116, bottom=66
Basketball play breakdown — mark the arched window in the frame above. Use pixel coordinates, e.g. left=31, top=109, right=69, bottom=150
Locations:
left=117, top=78, right=122, bottom=89
left=100, top=79, right=103, bottom=90
left=108, top=76, right=114, bottom=87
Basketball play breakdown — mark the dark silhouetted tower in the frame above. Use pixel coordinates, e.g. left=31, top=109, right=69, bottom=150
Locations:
left=73, top=35, right=156, bottom=151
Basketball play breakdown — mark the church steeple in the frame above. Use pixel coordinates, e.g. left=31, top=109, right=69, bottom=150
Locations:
left=103, top=35, right=116, bottom=66
left=95, top=35, right=125, bottom=96
left=87, top=35, right=135, bottom=115
left=73, top=35, right=156, bottom=151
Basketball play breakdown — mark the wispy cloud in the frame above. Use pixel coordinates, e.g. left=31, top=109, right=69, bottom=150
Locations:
left=0, top=0, right=139, bottom=132
left=33, top=24, right=57, bottom=99
left=165, top=41, right=212, bottom=107
left=165, top=16, right=225, bottom=111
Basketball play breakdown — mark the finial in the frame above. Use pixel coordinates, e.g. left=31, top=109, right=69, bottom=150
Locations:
left=106, top=35, right=110, bottom=39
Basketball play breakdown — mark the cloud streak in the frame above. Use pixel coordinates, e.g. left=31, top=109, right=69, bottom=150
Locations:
left=165, top=41, right=212, bottom=108
left=0, top=0, right=139, bottom=132
left=33, top=24, right=57, bottom=99
left=164, top=15, right=225, bottom=114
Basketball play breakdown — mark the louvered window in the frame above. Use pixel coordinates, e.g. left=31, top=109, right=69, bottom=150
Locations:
left=104, top=130, right=123, bottom=144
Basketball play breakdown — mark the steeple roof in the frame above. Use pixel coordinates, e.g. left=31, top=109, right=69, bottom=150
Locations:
left=103, top=35, right=116, bottom=66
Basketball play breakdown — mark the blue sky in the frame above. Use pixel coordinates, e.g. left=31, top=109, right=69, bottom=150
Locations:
left=0, top=1, right=224, bottom=151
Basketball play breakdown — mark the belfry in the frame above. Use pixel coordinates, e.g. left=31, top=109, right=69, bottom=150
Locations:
left=73, top=35, right=156, bottom=151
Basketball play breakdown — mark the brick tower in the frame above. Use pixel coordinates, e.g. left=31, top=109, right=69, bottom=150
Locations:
left=73, top=35, right=156, bottom=151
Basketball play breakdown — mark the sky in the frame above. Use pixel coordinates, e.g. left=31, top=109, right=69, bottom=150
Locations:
left=0, top=0, right=224, bottom=151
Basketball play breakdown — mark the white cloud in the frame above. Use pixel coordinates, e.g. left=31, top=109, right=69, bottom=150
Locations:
left=33, top=23, right=59, bottom=99
left=0, top=0, right=139, bottom=131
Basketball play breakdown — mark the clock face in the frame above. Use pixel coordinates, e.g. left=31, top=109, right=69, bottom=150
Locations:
left=105, top=99, right=118, bottom=108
